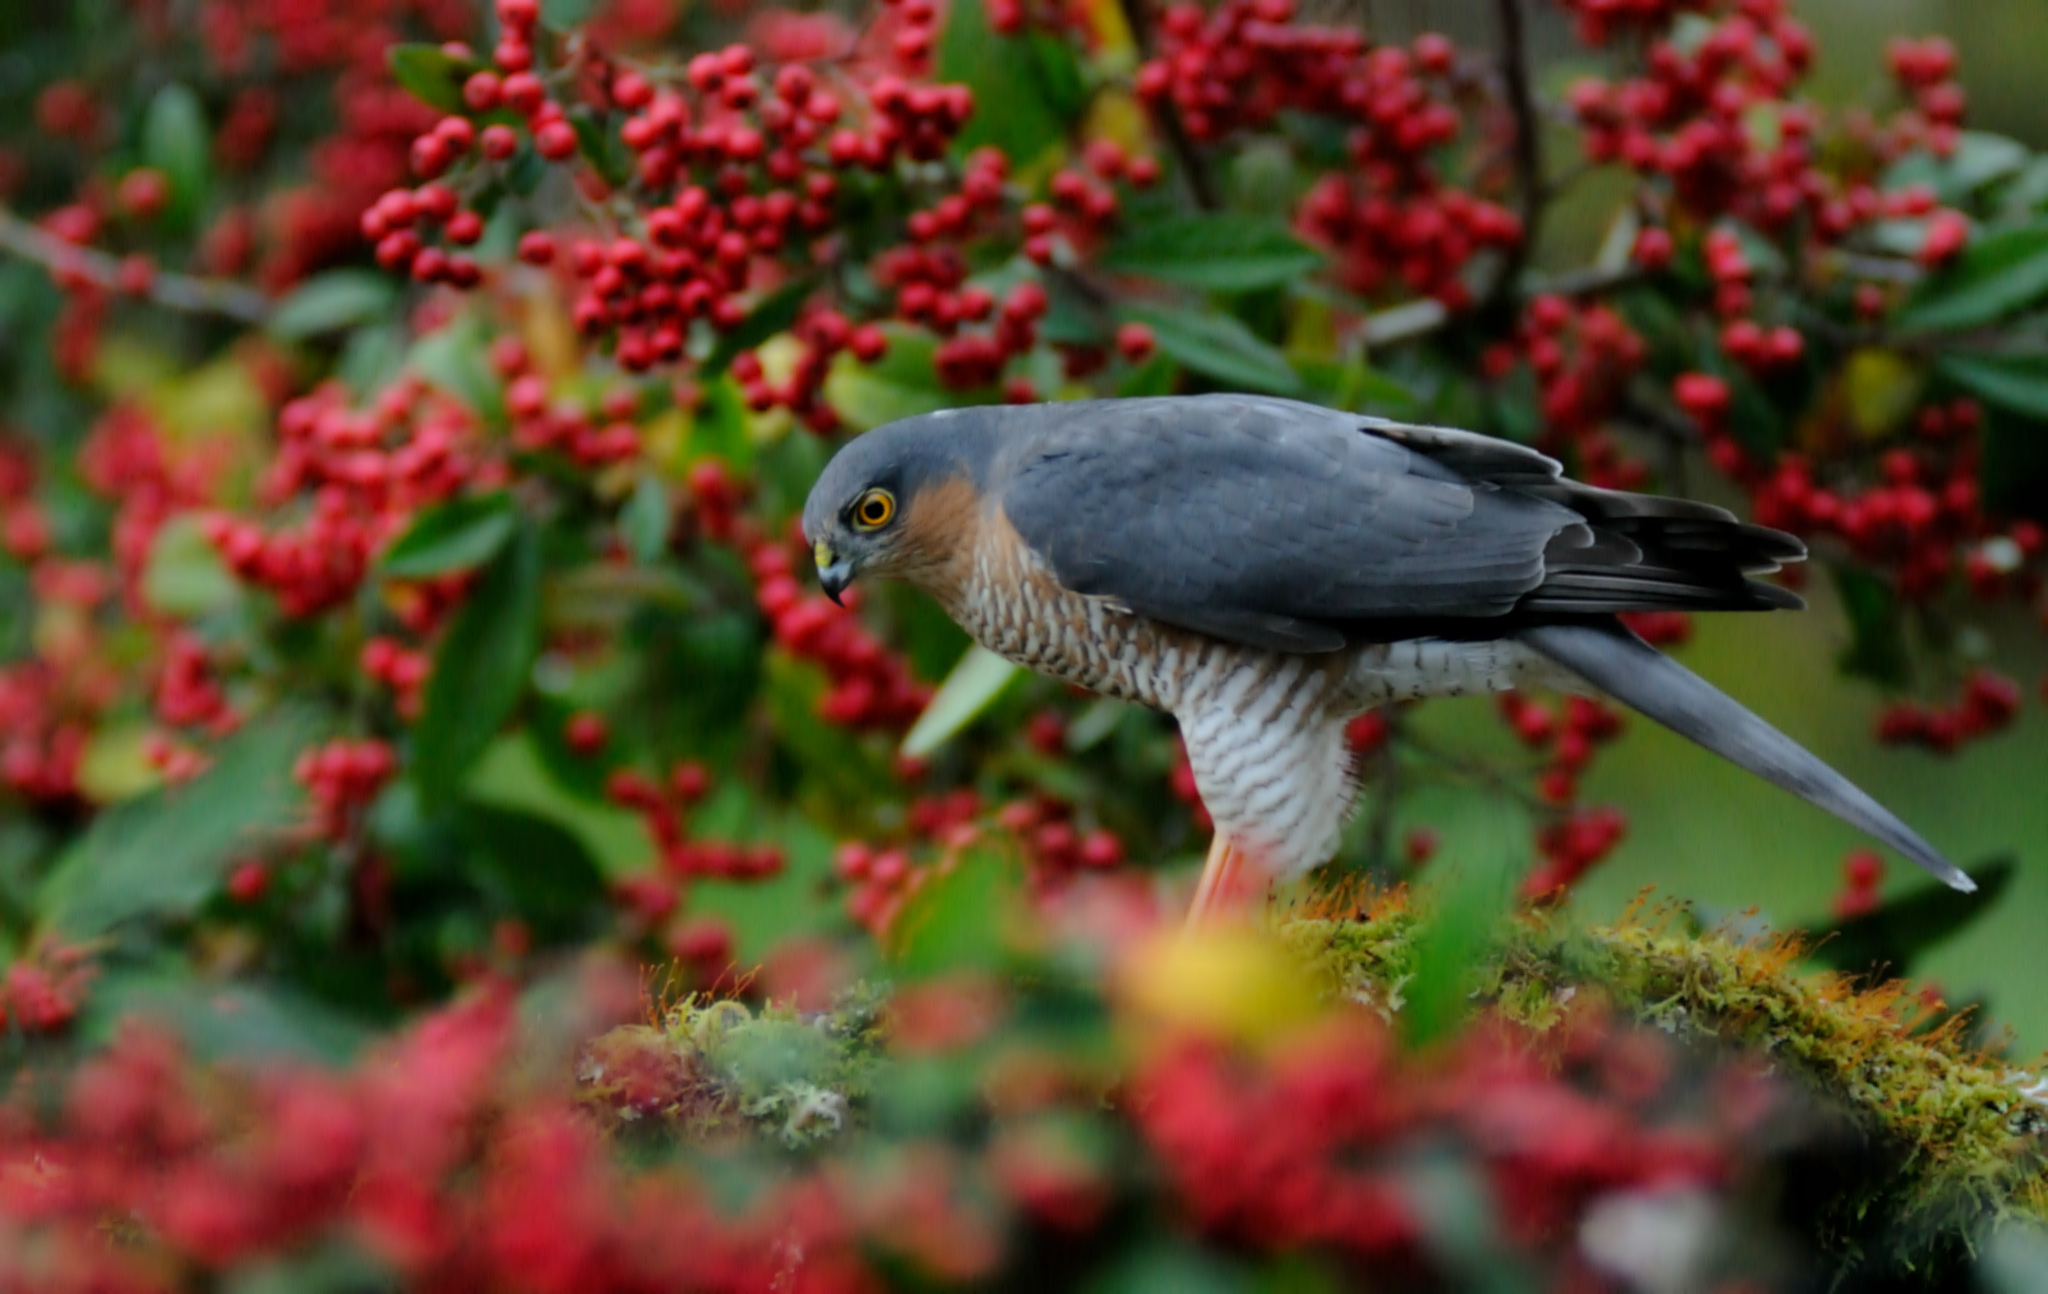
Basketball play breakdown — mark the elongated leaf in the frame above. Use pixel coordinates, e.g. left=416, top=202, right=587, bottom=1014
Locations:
left=1100, top=213, right=1324, bottom=291
left=268, top=271, right=398, bottom=340
left=568, top=107, right=634, bottom=189
left=39, top=709, right=316, bottom=937
left=456, top=802, right=609, bottom=940
left=88, top=974, right=371, bottom=1066
left=143, top=84, right=210, bottom=225
left=1832, top=565, right=1910, bottom=687
left=935, top=0, right=1065, bottom=168
left=409, top=314, right=504, bottom=422
left=380, top=493, right=517, bottom=579
left=1884, top=132, right=2031, bottom=205
left=702, top=276, right=816, bottom=377
left=1400, top=793, right=1524, bottom=1049
left=621, top=474, right=671, bottom=563
left=1897, top=221, right=2048, bottom=332
left=1119, top=302, right=1304, bottom=395
left=1937, top=353, right=2048, bottom=420
left=387, top=43, right=475, bottom=114
left=1809, top=857, right=2013, bottom=975
left=413, top=522, right=542, bottom=804
left=142, top=512, right=241, bottom=617
left=901, top=646, right=1021, bottom=759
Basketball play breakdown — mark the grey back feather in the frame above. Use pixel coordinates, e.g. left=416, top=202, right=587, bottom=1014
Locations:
left=995, top=395, right=1802, bottom=651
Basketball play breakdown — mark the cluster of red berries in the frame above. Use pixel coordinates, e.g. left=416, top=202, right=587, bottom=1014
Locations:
left=493, top=340, right=643, bottom=467
left=0, top=662, right=87, bottom=807
left=1492, top=691, right=1631, bottom=894
left=1525, top=806, right=1630, bottom=897
left=1874, top=669, right=2022, bottom=753
left=361, top=637, right=431, bottom=720
left=154, top=632, right=234, bottom=732
left=294, top=738, right=397, bottom=840
left=608, top=761, right=785, bottom=884
left=1480, top=295, right=1652, bottom=488
left=1886, top=37, right=1968, bottom=151
left=834, top=789, right=1126, bottom=932
left=0, top=940, right=91, bottom=1036
left=1746, top=402, right=2005, bottom=602
left=729, top=305, right=880, bottom=434
left=0, top=991, right=898, bottom=1291
left=1555, top=0, right=1710, bottom=46
left=1024, top=141, right=1161, bottom=267
left=204, top=380, right=485, bottom=617
left=77, top=404, right=222, bottom=603
left=1832, top=848, right=1887, bottom=919
left=603, top=762, right=780, bottom=979
left=745, top=524, right=932, bottom=732
left=1134, top=9, right=1517, bottom=305
left=1134, top=1007, right=1752, bottom=1265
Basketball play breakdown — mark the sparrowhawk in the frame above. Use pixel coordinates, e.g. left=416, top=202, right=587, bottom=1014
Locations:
left=802, top=394, right=1972, bottom=918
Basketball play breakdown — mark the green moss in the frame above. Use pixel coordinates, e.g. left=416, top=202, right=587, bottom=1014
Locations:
left=576, top=983, right=887, bottom=1149
left=1282, top=906, right=2048, bottom=1269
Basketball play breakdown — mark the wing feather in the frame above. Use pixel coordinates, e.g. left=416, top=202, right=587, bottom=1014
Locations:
left=993, top=395, right=1803, bottom=654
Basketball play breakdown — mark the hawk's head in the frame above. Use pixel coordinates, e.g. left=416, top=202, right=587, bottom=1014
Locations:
left=801, top=408, right=1005, bottom=604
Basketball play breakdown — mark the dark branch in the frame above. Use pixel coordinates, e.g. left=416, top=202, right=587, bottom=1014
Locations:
left=1116, top=0, right=1218, bottom=211
left=0, top=205, right=271, bottom=324
left=1483, top=0, right=1543, bottom=313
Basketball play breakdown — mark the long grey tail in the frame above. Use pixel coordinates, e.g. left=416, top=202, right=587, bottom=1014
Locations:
left=1517, top=617, right=1975, bottom=893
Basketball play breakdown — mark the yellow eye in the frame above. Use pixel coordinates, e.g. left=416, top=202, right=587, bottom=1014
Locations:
left=852, top=488, right=896, bottom=530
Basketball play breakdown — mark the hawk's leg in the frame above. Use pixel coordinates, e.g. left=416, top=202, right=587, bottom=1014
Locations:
left=1186, top=835, right=1271, bottom=926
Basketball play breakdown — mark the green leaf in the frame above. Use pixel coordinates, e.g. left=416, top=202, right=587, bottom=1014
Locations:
left=1981, top=402, right=2048, bottom=517
left=1896, top=220, right=2048, bottom=333
left=539, top=0, right=596, bottom=26
left=408, top=315, right=504, bottom=423
left=1936, top=352, right=2048, bottom=420
left=455, top=802, right=609, bottom=939
left=379, top=493, right=517, bottom=579
left=1116, top=352, right=1179, bottom=397
left=1100, top=213, right=1324, bottom=292
left=413, top=521, right=542, bottom=804
left=823, top=327, right=1001, bottom=431
left=901, top=646, right=1022, bottom=759
left=39, top=709, right=316, bottom=937
left=568, top=108, right=634, bottom=189
left=701, top=276, right=816, bottom=378
left=1883, top=131, right=2031, bottom=205
left=935, top=0, right=1066, bottom=169
left=888, top=845, right=1027, bottom=979
left=267, top=271, right=398, bottom=341
left=1808, top=857, right=2013, bottom=975
left=387, top=43, right=475, bottom=114
left=1119, top=302, right=1304, bottom=395
left=1026, top=32, right=1089, bottom=124
left=1400, top=794, right=1524, bottom=1049
left=620, top=475, right=670, bottom=563
left=89, top=974, right=371, bottom=1066
left=142, top=84, right=210, bottom=225
left=142, top=512, right=240, bottom=617
left=1832, top=565, right=1911, bottom=687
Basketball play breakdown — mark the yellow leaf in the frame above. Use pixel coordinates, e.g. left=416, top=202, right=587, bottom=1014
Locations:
left=77, top=723, right=163, bottom=804
left=1843, top=348, right=1926, bottom=439
left=1118, top=924, right=1326, bottom=1049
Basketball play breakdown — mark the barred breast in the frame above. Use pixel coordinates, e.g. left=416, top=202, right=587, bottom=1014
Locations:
left=937, top=519, right=1566, bottom=883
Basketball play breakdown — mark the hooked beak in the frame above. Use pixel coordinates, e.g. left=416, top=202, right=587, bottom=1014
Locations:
left=814, top=540, right=854, bottom=606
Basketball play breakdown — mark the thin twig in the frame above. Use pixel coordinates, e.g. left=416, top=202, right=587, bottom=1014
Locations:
left=1482, top=0, right=1543, bottom=313
left=1115, top=0, right=1217, bottom=211
left=1362, top=709, right=1404, bottom=872
left=1360, top=262, right=1643, bottom=350
left=0, top=205, right=271, bottom=324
